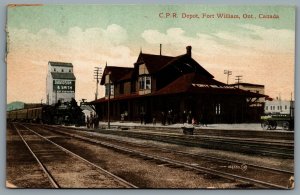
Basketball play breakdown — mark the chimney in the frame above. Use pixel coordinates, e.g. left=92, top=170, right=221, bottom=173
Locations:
left=160, top=44, right=162, bottom=55
left=186, top=46, right=192, bottom=57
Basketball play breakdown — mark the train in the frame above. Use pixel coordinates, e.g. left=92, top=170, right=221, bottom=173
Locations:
left=7, top=99, right=86, bottom=126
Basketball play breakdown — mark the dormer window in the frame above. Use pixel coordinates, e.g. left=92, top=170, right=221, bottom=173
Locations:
left=139, top=76, right=151, bottom=90
left=105, top=84, right=114, bottom=97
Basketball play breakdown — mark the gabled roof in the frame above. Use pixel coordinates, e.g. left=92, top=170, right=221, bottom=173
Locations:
left=118, top=69, right=134, bottom=81
left=51, top=72, right=76, bottom=80
left=136, top=53, right=175, bottom=74
left=136, top=53, right=214, bottom=78
left=91, top=73, right=265, bottom=104
left=49, top=61, right=73, bottom=67
left=100, top=66, right=133, bottom=85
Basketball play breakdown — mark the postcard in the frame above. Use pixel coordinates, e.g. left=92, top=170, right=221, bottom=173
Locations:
left=6, top=4, right=295, bottom=189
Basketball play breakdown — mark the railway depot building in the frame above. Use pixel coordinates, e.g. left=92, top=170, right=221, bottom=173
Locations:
left=92, top=46, right=265, bottom=124
left=46, top=61, right=76, bottom=105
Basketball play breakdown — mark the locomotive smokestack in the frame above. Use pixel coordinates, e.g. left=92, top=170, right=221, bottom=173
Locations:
left=186, top=46, right=192, bottom=57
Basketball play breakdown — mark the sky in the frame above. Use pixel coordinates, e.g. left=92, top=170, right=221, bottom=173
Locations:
left=6, top=5, right=295, bottom=103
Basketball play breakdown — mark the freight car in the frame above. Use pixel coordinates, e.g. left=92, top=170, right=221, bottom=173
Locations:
left=7, top=99, right=85, bottom=126
left=7, top=106, right=44, bottom=123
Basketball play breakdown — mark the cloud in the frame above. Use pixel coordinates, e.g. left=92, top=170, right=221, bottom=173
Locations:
left=141, top=24, right=294, bottom=55
left=7, top=24, right=136, bottom=103
left=215, top=24, right=295, bottom=53
left=142, top=28, right=233, bottom=56
left=141, top=25, right=294, bottom=100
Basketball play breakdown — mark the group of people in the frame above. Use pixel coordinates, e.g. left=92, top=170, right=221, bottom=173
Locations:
left=161, top=110, right=178, bottom=125
left=86, top=110, right=208, bottom=128
left=139, top=109, right=208, bottom=126
left=86, top=112, right=99, bottom=129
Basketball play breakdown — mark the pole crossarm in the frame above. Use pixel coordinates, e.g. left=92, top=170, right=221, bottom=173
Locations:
left=94, top=67, right=102, bottom=100
left=224, top=70, right=232, bottom=85
left=235, top=75, right=243, bottom=89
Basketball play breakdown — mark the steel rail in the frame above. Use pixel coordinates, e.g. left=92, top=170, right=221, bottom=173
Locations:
left=41, top=124, right=293, bottom=175
left=61, top=127, right=295, bottom=174
left=12, top=123, right=60, bottom=188
left=18, top=123, right=138, bottom=189
left=91, top=129, right=294, bottom=158
left=31, top=124, right=289, bottom=189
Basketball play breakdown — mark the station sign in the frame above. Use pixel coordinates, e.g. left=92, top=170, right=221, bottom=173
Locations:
left=53, top=79, right=75, bottom=93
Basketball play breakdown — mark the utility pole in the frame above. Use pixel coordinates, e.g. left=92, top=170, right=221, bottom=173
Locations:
left=290, top=92, right=293, bottom=117
left=55, top=89, right=57, bottom=104
left=224, top=70, right=232, bottom=85
left=94, top=67, right=102, bottom=100
left=235, top=75, right=242, bottom=89
left=107, top=71, right=111, bottom=129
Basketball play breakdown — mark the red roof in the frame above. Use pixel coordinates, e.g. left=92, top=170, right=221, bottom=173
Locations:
left=155, top=73, right=265, bottom=97
left=136, top=53, right=214, bottom=78
left=91, top=93, right=144, bottom=103
left=100, top=66, right=133, bottom=85
left=136, top=53, right=175, bottom=74
left=92, top=73, right=265, bottom=104
left=100, top=48, right=215, bottom=85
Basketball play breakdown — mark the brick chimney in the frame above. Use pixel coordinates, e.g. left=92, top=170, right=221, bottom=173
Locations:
left=186, top=46, right=192, bottom=57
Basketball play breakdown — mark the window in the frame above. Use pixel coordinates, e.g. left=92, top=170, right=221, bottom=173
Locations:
left=62, top=69, right=64, bottom=72
left=139, top=77, right=144, bottom=90
left=105, top=84, right=114, bottom=96
left=215, top=104, right=221, bottom=115
left=69, top=69, right=71, bottom=73
left=277, top=106, right=279, bottom=110
left=285, top=105, right=287, bottom=110
left=54, top=68, right=56, bottom=72
left=266, top=106, right=268, bottom=110
left=145, top=77, right=151, bottom=89
left=139, top=76, right=151, bottom=90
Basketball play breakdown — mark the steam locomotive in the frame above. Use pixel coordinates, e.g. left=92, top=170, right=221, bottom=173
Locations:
left=7, top=99, right=85, bottom=126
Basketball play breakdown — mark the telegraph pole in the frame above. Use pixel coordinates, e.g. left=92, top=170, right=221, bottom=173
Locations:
left=235, top=75, right=242, bottom=89
left=107, top=71, right=111, bottom=129
left=224, top=70, right=232, bottom=85
left=94, top=67, right=102, bottom=100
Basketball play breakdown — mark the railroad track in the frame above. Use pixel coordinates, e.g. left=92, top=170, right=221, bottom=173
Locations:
left=99, top=124, right=294, bottom=140
left=27, top=123, right=293, bottom=189
left=11, top=123, right=137, bottom=188
left=58, top=125, right=293, bottom=158
left=47, top=125, right=294, bottom=172
left=133, top=128, right=293, bottom=145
